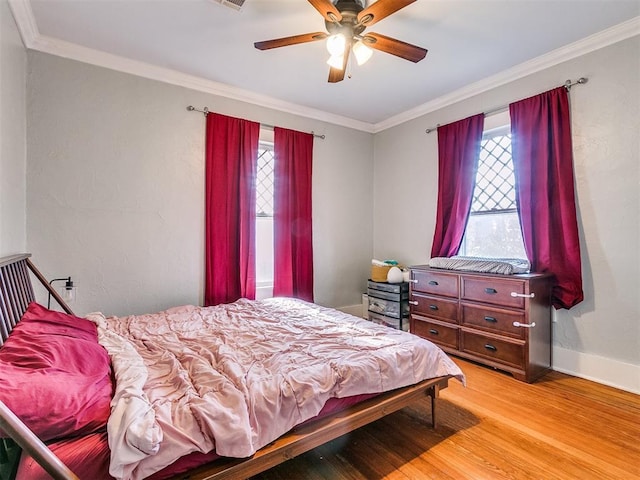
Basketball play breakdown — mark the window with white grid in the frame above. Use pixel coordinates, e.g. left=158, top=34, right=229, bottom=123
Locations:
left=472, top=132, right=517, bottom=213
left=256, top=145, right=275, bottom=217
left=255, top=142, right=274, bottom=297
left=460, top=126, right=527, bottom=259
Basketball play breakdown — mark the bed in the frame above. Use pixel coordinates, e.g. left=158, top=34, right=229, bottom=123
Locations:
left=0, top=253, right=464, bottom=480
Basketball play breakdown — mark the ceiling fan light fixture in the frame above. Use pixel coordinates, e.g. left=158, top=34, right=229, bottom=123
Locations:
left=352, top=40, right=373, bottom=66
left=326, top=33, right=346, bottom=56
left=327, top=54, right=345, bottom=70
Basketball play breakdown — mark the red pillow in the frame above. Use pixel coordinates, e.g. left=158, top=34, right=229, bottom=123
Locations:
left=0, top=303, right=113, bottom=441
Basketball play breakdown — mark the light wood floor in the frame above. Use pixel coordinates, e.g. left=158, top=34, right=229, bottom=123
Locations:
left=252, top=358, right=640, bottom=480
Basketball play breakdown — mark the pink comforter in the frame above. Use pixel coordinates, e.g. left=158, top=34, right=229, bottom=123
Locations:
left=88, top=298, right=464, bottom=480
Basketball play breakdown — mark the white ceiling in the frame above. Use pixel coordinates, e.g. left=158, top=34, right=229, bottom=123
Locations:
left=9, top=0, right=640, bottom=131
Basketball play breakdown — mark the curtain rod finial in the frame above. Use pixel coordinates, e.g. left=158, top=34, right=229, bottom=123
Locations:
left=311, top=131, right=326, bottom=139
left=565, top=77, right=588, bottom=90
left=425, top=123, right=440, bottom=134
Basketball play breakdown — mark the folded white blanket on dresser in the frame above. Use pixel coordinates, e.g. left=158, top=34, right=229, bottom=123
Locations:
left=429, top=255, right=531, bottom=274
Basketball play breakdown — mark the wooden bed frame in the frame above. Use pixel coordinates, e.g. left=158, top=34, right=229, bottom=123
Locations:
left=0, top=253, right=451, bottom=480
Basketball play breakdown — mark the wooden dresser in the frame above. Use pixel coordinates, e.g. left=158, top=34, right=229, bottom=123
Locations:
left=409, top=265, right=552, bottom=382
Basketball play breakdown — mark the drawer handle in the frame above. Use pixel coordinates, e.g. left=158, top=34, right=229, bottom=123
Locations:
left=409, top=279, right=418, bottom=284
left=428, top=305, right=439, bottom=311
left=484, top=316, right=497, bottom=323
left=485, top=288, right=497, bottom=294
left=513, top=321, right=536, bottom=328
left=510, top=292, right=535, bottom=298
left=484, top=344, right=497, bottom=352
left=428, top=280, right=439, bottom=285
left=429, top=329, right=439, bottom=335
left=408, top=301, right=418, bottom=306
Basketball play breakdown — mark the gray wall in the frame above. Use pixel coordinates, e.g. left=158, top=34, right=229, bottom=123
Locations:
left=0, top=0, right=26, bottom=255
left=6, top=7, right=638, bottom=390
left=373, top=37, right=640, bottom=389
left=26, top=52, right=374, bottom=317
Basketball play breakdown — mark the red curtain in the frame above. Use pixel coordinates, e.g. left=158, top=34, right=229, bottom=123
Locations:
left=510, top=87, right=583, bottom=309
left=273, top=127, right=314, bottom=302
left=431, top=114, right=485, bottom=257
left=204, top=113, right=260, bottom=306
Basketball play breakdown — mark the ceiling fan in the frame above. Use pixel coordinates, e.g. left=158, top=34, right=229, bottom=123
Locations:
left=254, top=0, right=427, bottom=83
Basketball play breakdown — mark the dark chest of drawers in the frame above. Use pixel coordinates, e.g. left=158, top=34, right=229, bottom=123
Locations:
left=409, top=266, right=552, bottom=383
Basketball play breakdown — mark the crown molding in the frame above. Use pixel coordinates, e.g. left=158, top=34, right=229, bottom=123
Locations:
left=7, top=0, right=375, bottom=133
left=8, top=1, right=639, bottom=134
left=373, top=16, right=640, bottom=133
left=8, top=0, right=38, bottom=48
left=30, top=34, right=376, bottom=133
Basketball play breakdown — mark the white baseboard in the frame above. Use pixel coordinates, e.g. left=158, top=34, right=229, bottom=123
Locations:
left=337, top=304, right=367, bottom=319
left=332, top=310, right=640, bottom=395
left=552, top=346, right=640, bottom=394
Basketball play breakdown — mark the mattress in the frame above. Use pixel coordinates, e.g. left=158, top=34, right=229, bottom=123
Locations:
left=15, top=393, right=379, bottom=480
left=12, top=297, right=463, bottom=480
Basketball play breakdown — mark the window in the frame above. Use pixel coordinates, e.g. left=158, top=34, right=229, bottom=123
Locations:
left=256, top=143, right=275, bottom=217
left=459, top=125, right=527, bottom=259
left=255, top=141, right=274, bottom=298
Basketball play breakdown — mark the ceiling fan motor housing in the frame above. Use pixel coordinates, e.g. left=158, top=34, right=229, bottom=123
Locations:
left=326, top=0, right=366, bottom=39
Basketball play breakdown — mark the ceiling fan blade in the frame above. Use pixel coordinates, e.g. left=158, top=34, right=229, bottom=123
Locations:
left=328, top=65, right=345, bottom=83
left=254, top=32, right=328, bottom=50
left=328, top=41, right=351, bottom=83
left=357, top=0, right=416, bottom=27
left=363, top=33, right=427, bottom=62
left=308, top=0, right=342, bottom=22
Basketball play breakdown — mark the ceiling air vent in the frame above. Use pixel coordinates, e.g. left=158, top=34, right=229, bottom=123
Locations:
left=210, top=0, right=246, bottom=12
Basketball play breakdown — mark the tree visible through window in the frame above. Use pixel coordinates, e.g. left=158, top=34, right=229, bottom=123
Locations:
left=460, top=126, right=527, bottom=259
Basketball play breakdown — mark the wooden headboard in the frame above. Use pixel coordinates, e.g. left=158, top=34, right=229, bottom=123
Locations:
left=0, top=253, right=79, bottom=479
left=0, top=253, right=74, bottom=346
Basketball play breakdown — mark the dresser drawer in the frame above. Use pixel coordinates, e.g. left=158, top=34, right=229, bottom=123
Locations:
left=411, top=270, right=458, bottom=298
left=368, top=296, right=408, bottom=319
left=367, top=280, right=409, bottom=294
left=369, top=312, right=409, bottom=331
left=367, top=287, right=409, bottom=302
left=412, top=318, right=459, bottom=349
left=461, top=276, right=527, bottom=309
left=410, top=293, right=458, bottom=324
left=461, top=331, right=525, bottom=369
left=461, top=304, right=525, bottom=339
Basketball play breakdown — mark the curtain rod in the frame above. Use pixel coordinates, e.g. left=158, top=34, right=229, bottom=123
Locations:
left=186, top=106, right=326, bottom=139
left=424, top=77, right=588, bottom=134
